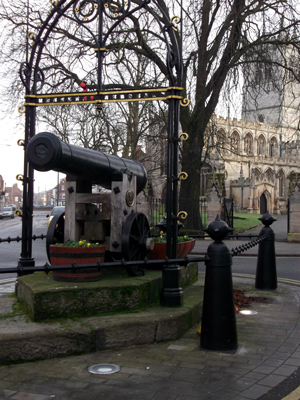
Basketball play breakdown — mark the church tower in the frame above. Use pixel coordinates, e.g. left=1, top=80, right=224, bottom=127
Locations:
left=242, top=46, right=300, bottom=131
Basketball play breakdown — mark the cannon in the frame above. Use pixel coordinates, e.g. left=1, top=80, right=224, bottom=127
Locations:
left=27, top=132, right=153, bottom=276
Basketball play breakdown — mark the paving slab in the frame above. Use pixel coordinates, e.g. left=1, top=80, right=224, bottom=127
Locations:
left=0, top=275, right=299, bottom=399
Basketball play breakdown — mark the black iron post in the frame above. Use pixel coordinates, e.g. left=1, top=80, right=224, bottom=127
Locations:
left=160, top=95, right=183, bottom=307
left=200, top=215, right=238, bottom=351
left=255, top=212, right=277, bottom=290
left=18, top=103, right=35, bottom=270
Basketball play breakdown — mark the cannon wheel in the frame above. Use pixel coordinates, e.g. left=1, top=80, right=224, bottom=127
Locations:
left=46, top=211, right=65, bottom=262
left=122, top=212, right=151, bottom=276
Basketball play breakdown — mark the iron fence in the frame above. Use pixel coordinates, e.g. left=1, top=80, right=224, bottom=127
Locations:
left=147, top=197, right=208, bottom=231
left=222, top=198, right=234, bottom=229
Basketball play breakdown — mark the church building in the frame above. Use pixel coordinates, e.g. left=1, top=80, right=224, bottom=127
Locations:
left=146, top=48, right=300, bottom=216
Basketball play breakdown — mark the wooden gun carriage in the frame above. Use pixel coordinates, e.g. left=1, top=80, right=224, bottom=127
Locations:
left=27, top=132, right=154, bottom=276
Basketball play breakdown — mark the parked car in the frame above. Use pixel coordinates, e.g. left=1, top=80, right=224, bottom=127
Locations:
left=0, top=206, right=15, bottom=219
left=46, top=206, right=65, bottom=227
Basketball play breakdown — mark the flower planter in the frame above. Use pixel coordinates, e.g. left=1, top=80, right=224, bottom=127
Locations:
left=149, top=239, right=195, bottom=268
left=50, top=244, right=105, bottom=282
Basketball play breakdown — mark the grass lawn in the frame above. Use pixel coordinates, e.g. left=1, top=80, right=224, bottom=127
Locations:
left=233, top=213, right=262, bottom=233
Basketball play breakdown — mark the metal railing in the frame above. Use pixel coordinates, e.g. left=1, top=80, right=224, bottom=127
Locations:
left=0, top=234, right=46, bottom=244
left=147, top=196, right=208, bottom=230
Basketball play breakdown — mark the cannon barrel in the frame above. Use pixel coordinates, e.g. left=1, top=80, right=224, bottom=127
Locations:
left=27, top=132, right=147, bottom=193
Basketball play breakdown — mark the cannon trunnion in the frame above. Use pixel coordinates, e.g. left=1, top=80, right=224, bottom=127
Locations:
left=27, top=132, right=153, bottom=276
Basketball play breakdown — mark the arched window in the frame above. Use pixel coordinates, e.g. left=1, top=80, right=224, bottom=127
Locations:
left=278, top=170, right=285, bottom=197
left=230, top=131, right=240, bottom=152
left=252, top=168, right=261, bottom=181
left=216, top=129, right=226, bottom=151
left=244, top=132, right=253, bottom=154
left=265, top=168, right=274, bottom=182
left=200, top=163, right=213, bottom=196
left=269, top=137, right=278, bottom=157
left=257, top=135, right=266, bottom=155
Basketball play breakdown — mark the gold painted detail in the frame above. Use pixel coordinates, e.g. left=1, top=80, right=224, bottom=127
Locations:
left=18, top=105, right=26, bottom=114
left=49, top=0, right=58, bottom=10
left=15, top=209, right=23, bottom=217
left=179, top=132, right=189, bottom=141
left=24, top=87, right=185, bottom=107
left=125, top=190, right=135, bottom=207
left=180, top=98, right=190, bottom=107
left=17, top=139, right=25, bottom=147
left=177, top=211, right=188, bottom=220
left=27, top=32, right=36, bottom=43
left=94, top=48, right=108, bottom=52
left=170, top=16, right=180, bottom=31
left=16, top=174, right=24, bottom=182
left=178, top=172, right=188, bottom=180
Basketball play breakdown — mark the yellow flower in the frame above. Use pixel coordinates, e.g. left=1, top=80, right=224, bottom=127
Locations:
left=160, top=231, right=163, bottom=236
left=87, top=243, right=91, bottom=247
left=184, top=235, right=187, bottom=239
left=79, top=241, right=83, bottom=246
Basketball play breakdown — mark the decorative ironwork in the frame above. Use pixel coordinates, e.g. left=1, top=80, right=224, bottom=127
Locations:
left=73, top=0, right=99, bottom=23
left=170, top=16, right=180, bottom=31
left=27, top=32, right=37, bottom=46
left=16, top=174, right=24, bottom=182
left=17, top=139, right=25, bottom=146
left=18, top=0, right=185, bottom=308
left=19, top=62, right=31, bottom=90
left=180, top=98, right=190, bottom=107
left=24, top=87, right=184, bottom=107
left=18, top=106, right=26, bottom=114
left=179, top=132, right=188, bottom=140
left=103, top=0, right=130, bottom=19
left=178, top=172, right=188, bottom=180
left=177, top=211, right=187, bottom=220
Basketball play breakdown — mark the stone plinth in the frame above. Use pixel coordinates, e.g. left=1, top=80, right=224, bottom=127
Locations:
left=17, top=263, right=198, bottom=321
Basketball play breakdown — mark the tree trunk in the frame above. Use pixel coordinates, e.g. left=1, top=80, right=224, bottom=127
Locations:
left=179, top=110, right=206, bottom=230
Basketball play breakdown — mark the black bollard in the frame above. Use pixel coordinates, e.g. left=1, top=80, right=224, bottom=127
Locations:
left=200, top=215, right=238, bottom=351
left=255, top=212, right=277, bottom=290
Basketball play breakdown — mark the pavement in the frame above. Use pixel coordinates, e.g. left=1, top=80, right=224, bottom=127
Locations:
left=191, top=214, right=300, bottom=257
left=1, top=214, right=300, bottom=399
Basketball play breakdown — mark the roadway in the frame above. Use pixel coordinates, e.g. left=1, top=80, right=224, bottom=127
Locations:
left=0, top=211, right=299, bottom=283
left=0, top=209, right=49, bottom=279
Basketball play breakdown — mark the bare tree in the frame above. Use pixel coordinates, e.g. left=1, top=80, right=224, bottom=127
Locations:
left=0, top=0, right=300, bottom=229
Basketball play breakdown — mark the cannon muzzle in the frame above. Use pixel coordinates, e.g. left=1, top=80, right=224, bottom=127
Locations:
left=27, top=132, right=147, bottom=193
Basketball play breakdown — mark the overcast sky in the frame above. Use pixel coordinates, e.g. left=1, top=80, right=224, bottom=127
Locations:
left=0, top=110, right=63, bottom=192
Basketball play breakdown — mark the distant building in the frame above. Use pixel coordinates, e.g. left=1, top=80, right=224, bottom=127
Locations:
left=4, top=183, right=22, bottom=208
left=146, top=48, right=300, bottom=215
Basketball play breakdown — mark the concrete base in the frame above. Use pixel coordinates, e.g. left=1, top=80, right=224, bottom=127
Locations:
left=288, top=233, right=300, bottom=243
left=17, top=263, right=198, bottom=322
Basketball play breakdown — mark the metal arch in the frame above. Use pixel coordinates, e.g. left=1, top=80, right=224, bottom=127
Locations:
left=19, top=0, right=184, bottom=267
left=46, top=211, right=65, bottom=262
left=121, top=212, right=151, bottom=276
left=21, top=0, right=182, bottom=94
